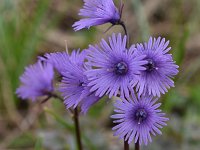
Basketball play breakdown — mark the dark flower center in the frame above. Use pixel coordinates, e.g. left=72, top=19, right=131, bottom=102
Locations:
left=145, top=59, right=155, bottom=71
left=135, top=109, right=148, bottom=125
left=79, top=81, right=84, bottom=86
left=114, top=62, right=128, bottom=75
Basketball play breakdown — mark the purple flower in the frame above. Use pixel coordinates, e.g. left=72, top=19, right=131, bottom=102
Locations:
left=16, top=61, right=54, bottom=101
left=111, top=96, right=168, bottom=145
left=55, top=50, right=100, bottom=113
left=39, top=50, right=85, bottom=76
left=72, top=0, right=121, bottom=31
left=135, top=37, right=179, bottom=97
left=86, top=33, right=147, bottom=99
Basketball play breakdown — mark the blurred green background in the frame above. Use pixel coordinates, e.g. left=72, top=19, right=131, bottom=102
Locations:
left=0, top=0, right=200, bottom=149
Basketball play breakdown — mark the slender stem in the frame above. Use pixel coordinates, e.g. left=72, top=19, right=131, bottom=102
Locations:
left=41, top=92, right=63, bottom=103
left=41, top=95, right=51, bottom=103
left=119, top=21, right=129, bottom=48
left=124, top=139, right=129, bottom=150
left=74, top=107, right=83, bottom=150
left=50, top=93, right=63, bottom=102
left=104, top=24, right=114, bottom=33
left=119, top=21, right=128, bottom=36
left=135, top=140, right=140, bottom=150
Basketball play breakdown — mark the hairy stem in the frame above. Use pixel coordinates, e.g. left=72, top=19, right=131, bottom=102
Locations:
left=74, top=107, right=83, bottom=150
left=124, top=140, right=129, bottom=150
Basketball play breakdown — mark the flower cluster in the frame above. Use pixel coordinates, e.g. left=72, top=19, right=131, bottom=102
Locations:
left=86, top=34, right=147, bottom=99
left=16, top=0, right=179, bottom=148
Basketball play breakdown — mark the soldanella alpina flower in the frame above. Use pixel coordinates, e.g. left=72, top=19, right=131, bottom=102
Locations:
left=86, top=33, right=147, bottom=99
left=16, top=61, right=54, bottom=101
left=135, top=37, right=179, bottom=97
left=72, top=0, right=121, bottom=31
left=111, top=96, right=168, bottom=145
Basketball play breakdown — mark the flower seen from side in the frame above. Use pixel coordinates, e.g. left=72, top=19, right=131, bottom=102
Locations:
left=57, top=50, right=100, bottom=113
left=72, top=0, right=121, bottom=31
left=16, top=61, right=54, bottom=101
left=111, top=96, right=168, bottom=145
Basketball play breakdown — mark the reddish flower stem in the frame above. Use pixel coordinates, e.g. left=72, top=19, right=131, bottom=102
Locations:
left=74, top=107, right=83, bottom=150
left=135, top=140, right=140, bottom=150
left=119, top=21, right=129, bottom=48
left=124, top=140, right=129, bottom=150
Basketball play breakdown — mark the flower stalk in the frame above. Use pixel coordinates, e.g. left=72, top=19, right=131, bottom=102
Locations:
left=124, top=139, right=129, bottom=150
left=135, top=140, right=140, bottom=150
left=119, top=21, right=129, bottom=47
left=74, top=107, right=83, bottom=150
left=41, top=92, right=63, bottom=103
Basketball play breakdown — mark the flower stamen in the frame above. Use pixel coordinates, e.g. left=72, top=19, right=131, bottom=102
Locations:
left=135, top=109, right=147, bottom=125
left=114, top=61, right=128, bottom=75
left=145, top=59, right=155, bottom=71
